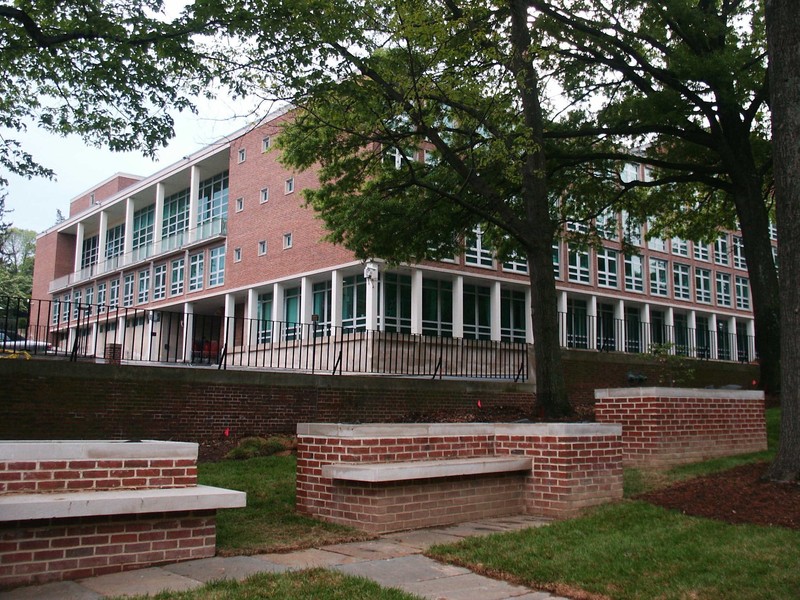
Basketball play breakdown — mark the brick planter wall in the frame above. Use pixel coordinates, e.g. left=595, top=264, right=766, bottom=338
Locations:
left=296, top=423, right=622, bottom=533
left=0, top=441, right=244, bottom=590
left=594, top=387, right=767, bottom=468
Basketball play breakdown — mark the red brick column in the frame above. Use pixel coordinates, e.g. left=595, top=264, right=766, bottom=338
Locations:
left=595, top=387, right=767, bottom=468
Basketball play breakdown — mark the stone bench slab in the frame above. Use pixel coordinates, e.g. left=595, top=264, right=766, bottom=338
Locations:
left=322, top=457, right=532, bottom=483
left=0, top=485, right=246, bottom=521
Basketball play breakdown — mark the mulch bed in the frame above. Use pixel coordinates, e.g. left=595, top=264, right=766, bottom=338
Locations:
left=639, top=462, right=800, bottom=530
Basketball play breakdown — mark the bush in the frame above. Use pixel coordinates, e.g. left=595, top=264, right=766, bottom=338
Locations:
left=225, top=436, right=295, bottom=460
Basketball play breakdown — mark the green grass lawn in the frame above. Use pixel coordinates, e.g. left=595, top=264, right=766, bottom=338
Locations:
left=198, top=455, right=372, bottom=554
left=121, top=569, right=422, bottom=600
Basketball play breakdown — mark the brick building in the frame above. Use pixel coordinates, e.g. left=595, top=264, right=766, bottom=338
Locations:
left=30, top=107, right=770, bottom=368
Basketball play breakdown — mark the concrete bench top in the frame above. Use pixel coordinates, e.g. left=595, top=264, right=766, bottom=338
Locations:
left=0, top=485, right=246, bottom=522
left=322, top=456, right=533, bottom=483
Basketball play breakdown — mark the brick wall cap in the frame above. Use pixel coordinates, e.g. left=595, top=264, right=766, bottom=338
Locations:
left=298, top=422, right=620, bottom=437
left=0, top=441, right=198, bottom=462
left=0, top=485, right=245, bottom=521
left=322, top=456, right=532, bottom=482
left=594, top=387, right=764, bottom=401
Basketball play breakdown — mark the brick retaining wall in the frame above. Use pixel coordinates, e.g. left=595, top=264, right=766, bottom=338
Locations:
left=594, top=387, right=767, bottom=468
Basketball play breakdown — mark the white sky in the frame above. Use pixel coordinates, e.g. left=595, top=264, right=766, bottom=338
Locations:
left=4, top=95, right=254, bottom=234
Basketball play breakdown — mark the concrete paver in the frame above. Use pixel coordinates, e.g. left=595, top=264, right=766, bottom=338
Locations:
left=0, top=516, right=570, bottom=600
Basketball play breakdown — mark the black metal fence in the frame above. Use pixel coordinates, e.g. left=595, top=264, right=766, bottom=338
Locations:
left=0, top=296, right=529, bottom=380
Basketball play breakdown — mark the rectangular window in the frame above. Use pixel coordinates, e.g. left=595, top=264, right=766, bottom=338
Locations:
left=500, top=289, right=526, bottom=343
left=197, top=171, right=229, bottom=226
left=382, top=272, right=411, bottom=333
left=649, top=258, right=668, bottom=296
left=673, top=263, right=691, bottom=300
left=624, top=255, right=644, bottom=292
left=595, top=209, right=618, bottom=240
left=170, top=258, right=184, bottom=296
left=257, top=292, right=273, bottom=342
left=189, top=253, right=204, bottom=291
left=465, top=227, right=493, bottom=267
left=81, top=235, right=99, bottom=270
left=285, top=177, right=295, bottom=194
left=694, top=241, right=710, bottom=261
left=283, top=286, right=301, bottom=340
left=260, top=188, right=269, bottom=203
left=671, top=237, right=689, bottom=257
left=105, top=223, right=125, bottom=260
left=261, top=136, right=271, bottom=152
left=735, top=276, right=750, bottom=310
left=312, top=280, right=333, bottom=335
left=72, top=290, right=82, bottom=320
left=596, top=248, right=618, bottom=288
left=235, top=197, right=244, bottom=212
left=132, top=204, right=155, bottom=255
left=733, top=236, right=747, bottom=269
left=463, top=284, right=491, bottom=340
left=716, top=272, right=732, bottom=307
left=137, top=269, right=150, bottom=304
left=97, top=282, right=107, bottom=313
left=422, top=278, right=453, bottom=337
left=258, top=240, right=267, bottom=255
left=567, top=247, right=590, bottom=283
left=552, top=242, right=560, bottom=279
left=342, top=275, right=367, bottom=332
left=85, top=287, right=94, bottom=315
left=234, top=248, right=242, bottom=262
left=109, top=279, right=120, bottom=308
left=695, top=267, right=711, bottom=303
left=283, top=233, right=292, bottom=249
left=566, top=219, right=589, bottom=234
left=62, top=293, right=70, bottom=323
left=209, top=246, right=225, bottom=287
left=622, top=211, right=641, bottom=246
left=162, top=188, right=190, bottom=241
left=502, top=252, right=528, bottom=274
left=714, top=235, right=729, bottom=265
left=123, top=274, right=135, bottom=307
left=769, top=220, right=777, bottom=240
left=153, top=264, right=166, bottom=300
left=237, top=148, right=246, bottom=163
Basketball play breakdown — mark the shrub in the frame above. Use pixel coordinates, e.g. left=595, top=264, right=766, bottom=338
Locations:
left=225, top=435, right=295, bottom=460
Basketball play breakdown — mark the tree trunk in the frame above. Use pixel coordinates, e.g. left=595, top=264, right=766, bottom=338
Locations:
left=765, top=0, right=800, bottom=481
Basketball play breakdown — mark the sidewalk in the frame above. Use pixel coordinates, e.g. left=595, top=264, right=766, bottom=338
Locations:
left=0, top=515, right=568, bottom=600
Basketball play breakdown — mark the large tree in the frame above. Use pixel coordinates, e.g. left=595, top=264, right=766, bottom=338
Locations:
left=532, top=0, right=780, bottom=394
left=215, top=0, right=572, bottom=417
left=0, top=0, right=213, bottom=187
left=0, top=225, right=35, bottom=298
left=764, top=0, right=800, bottom=481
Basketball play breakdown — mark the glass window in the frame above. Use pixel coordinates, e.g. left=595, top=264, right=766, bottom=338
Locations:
left=768, top=220, right=777, bottom=241
left=624, top=255, right=644, bottom=292
left=501, top=289, right=526, bottom=343
left=649, top=258, right=668, bottom=296
left=234, top=248, right=242, bottom=262
left=81, top=235, right=99, bottom=269
left=694, top=241, right=710, bottom=261
left=197, top=172, right=229, bottom=226
left=465, top=227, right=493, bottom=267
left=622, top=211, right=641, bottom=246
left=153, top=264, right=166, bottom=300
left=695, top=268, right=711, bottom=303
left=422, top=278, right=453, bottom=337
left=463, top=284, right=491, bottom=340
left=568, top=247, right=590, bottom=283
left=552, top=242, right=560, bottom=279
left=170, top=258, right=185, bottom=296
left=382, top=272, right=411, bottom=333
left=673, top=263, right=691, bottom=300
left=73, top=290, right=82, bottom=320
left=62, top=293, right=70, bottom=323
left=235, top=197, right=244, bottom=212
left=735, top=276, right=750, bottom=310
left=285, top=177, right=295, bottom=194
left=137, top=269, right=150, bottom=304
left=109, top=279, right=120, bottom=308
left=733, top=236, right=747, bottom=269
left=312, top=280, right=332, bottom=335
left=342, top=275, right=366, bottom=332
left=671, top=237, right=689, bottom=257
left=97, top=282, right=107, bottom=313
left=596, top=248, right=618, bottom=288
left=105, top=223, right=125, bottom=260
left=258, top=240, right=267, bottom=255
left=595, top=209, right=618, bottom=240
left=162, top=188, right=190, bottom=240
left=566, top=298, right=588, bottom=349
left=257, top=292, right=273, bottom=342
left=714, top=235, right=729, bottom=265
left=502, top=251, right=528, bottom=274
left=132, top=205, right=155, bottom=252
left=283, top=286, right=301, bottom=340
left=123, top=274, right=135, bottom=307
left=209, top=246, right=225, bottom=287
left=189, top=253, right=204, bottom=291
left=260, top=188, right=269, bottom=203
left=716, top=272, right=732, bottom=307
left=283, top=233, right=293, bottom=249
left=237, top=148, right=246, bottom=163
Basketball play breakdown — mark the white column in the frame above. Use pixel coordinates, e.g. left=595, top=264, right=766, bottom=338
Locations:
left=587, top=295, right=598, bottom=350
left=615, top=299, right=625, bottom=352
left=98, top=211, right=108, bottom=274
left=74, top=222, right=85, bottom=274
left=709, top=313, right=718, bottom=359
left=331, top=270, right=343, bottom=329
left=154, top=183, right=165, bottom=255
left=557, top=291, right=568, bottom=347
left=300, top=277, right=313, bottom=326
left=452, top=275, right=464, bottom=339
left=747, top=319, right=756, bottom=362
left=490, top=281, right=502, bottom=342
left=272, top=283, right=284, bottom=323
left=365, top=271, right=379, bottom=331
left=642, top=303, right=652, bottom=352
left=729, top=316, right=738, bottom=361
left=666, top=307, right=675, bottom=352
left=246, top=288, right=258, bottom=347
left=410, top=268, right=423, bottom=335
left=525, top=287, right=533, bottom=344
left=223, top=293, right=236, bottom=358
left=189, top=166, right=201, bottom=242
left=182, top=302, right=194, bottom=362
left=688, top=310, right=697, bottom=357
left=122, top=198, right=135, bottom=265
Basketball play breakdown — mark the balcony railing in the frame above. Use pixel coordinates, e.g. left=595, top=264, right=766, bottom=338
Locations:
left=48, top=218, right=227, bottom=292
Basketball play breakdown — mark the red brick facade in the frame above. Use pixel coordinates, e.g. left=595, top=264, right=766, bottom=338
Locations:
left=594, top=387, right=767, bottom=467
left=296, top=423, right=623, bottom=533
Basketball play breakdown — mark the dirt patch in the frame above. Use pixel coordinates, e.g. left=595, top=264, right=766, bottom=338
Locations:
left=639, top=462, right=800, bottom=530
